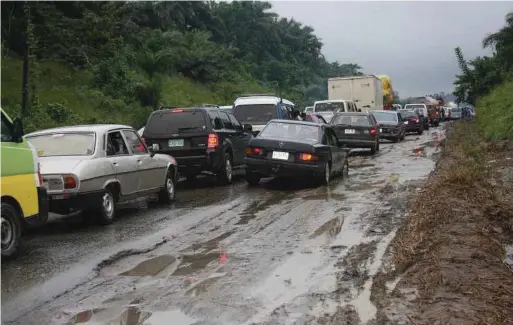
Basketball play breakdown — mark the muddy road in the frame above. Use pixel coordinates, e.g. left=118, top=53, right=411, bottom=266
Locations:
left=2, top=128, right=444, bottom=325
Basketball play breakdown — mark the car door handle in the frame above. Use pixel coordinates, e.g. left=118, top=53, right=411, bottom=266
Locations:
left=113, top=162, right=118, bottom=166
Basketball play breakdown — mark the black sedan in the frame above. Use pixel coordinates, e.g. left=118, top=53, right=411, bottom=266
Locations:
left=371, top=110, right=406, bottom=143
left=330, top=112, right=380, bottom=154
left=244, top=120, right=349, bottom=186
left=397, top=109, right=423, bottom=135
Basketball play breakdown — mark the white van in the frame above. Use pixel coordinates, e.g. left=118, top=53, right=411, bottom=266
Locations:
left=313, top=100, right=357, bottom=123
left=232, top=95, right=295, bottom=135
left=404, top=103, right=428, bottom=118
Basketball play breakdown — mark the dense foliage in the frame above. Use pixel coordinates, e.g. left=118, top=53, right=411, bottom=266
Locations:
left=1, top=1, right=365, bottom=132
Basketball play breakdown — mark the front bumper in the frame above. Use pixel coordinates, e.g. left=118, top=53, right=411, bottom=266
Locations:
left=48, top=190, right=105, bottom=215
left=246, top=157, right=323, bottom=178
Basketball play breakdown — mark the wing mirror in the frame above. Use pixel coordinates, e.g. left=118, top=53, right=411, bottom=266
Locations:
left=148, top=143, right=158, bottom=157
left=12, top=118, right=25, bottom=143
left=243, top=124, right=253, bottom=133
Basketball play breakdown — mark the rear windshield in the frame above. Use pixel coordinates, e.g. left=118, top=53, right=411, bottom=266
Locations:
left=233, top=104, right=276, bottom=124
left=332, top=115, right=370, bottom=126
left=259, top=122, right=319, bottom=143
left=27, top=132, right=95, bottom=156
left=373, top=112, right=398, bottom=122
left=398, top=110, right=417, bottom=118
left=314, top=102, right=344, bottom=112
left=145, top=110, right=207, bottom=134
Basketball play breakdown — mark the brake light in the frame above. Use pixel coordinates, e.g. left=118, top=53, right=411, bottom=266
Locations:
left=415, top=119, right=420, bottom=124
left=207, top=133, right=219, bottom=148
left=170, top=109, right=184, bottom=113
left=298, top=153, right=319, bottom=161
left=370, top=127, right=377, bottom=135
left=63, top=175, right=77, bottom=189
left=244, top=147, right=264, bottom=156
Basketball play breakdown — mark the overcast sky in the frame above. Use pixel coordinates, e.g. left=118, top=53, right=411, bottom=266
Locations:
left=270, top=1, right=513, bottom=97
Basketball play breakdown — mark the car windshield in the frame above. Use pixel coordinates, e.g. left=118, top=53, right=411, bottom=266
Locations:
left=332, top=115, right=370, bottom=126
left=145, top=110, right=207, bottom=134
left=259, top=122, right=319, bottom=143
left=373, top=112, right=398, bottom=122
left=314, top=102, right=344, bottom=112
left=398, top=110, right=417, bottom=118
left=233, top=104, right=276, bottom=124
left=27, top=132, right=95, bottom=156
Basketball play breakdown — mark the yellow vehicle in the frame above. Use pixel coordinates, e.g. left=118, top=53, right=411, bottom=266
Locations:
left=1, top=109, right=49, bottom=258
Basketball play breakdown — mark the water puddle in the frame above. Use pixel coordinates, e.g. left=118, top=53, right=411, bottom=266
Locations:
left=119, top=255, right=176, bottom=277
left=301, top=192, right=346, bottom=201
left=143, top=310, right=196, bottom=325
left=188, top=230, right=235, bottom=252
left=69, top=306, right=151, bottom=325
left=346, top=182, right=378, bottom=192
left=310, top=217, right=343, bottom=239
left=172, top=252, right=219, bottom=276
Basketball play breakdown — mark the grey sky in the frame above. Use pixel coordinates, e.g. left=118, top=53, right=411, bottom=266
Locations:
left=270, top=1, right=513, bottom=97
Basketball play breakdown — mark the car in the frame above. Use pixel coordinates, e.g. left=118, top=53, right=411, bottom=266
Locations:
left=371, top=110, right=406, bottom=143
left=397, top=109, right=423, bottom=135
left=244, top=120, right=349, bottom=186
left=219, top=105, right=233, bottom=113
left=312, top=100, right=358, bottom=123
left=404, top=104, right=429, bottom=130
left=142, top=107, right=253, bottom=184
left=137, top=126, right=145, bottom=136
left=330, top=111, right=380, bottom=154
left=25, top=124, right=178, bottom=225
left=304, top=106, right=314, bottom=113
left=450, top=107, right=462, bottom=120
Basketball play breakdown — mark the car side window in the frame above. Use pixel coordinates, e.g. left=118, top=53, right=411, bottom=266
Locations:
left=107, top=131, right=129, bottom=156
left=227, top=113, right=243, bottom=131
left=219, top=112, right=233, bottom=129
left=208, top=110, right=224, bottom=130
left=1, top=114, right=13, bottom=142
left=122, top=130, right=148, bottom=155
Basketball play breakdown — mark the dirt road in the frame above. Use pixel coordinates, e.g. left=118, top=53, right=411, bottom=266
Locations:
left=1, top=128, right=444, bottom=325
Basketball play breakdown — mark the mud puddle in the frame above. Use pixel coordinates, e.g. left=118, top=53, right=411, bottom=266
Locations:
left=68, top=305, right=151, bottom=325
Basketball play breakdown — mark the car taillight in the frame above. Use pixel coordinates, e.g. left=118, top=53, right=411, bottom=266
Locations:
left=298, top=153, right=319, bottom=162
left=244, top=147, right=264, bottom=156
left=37, top=163, right=43, bottom=186
left=63, top=174, right=77, bottom=189
left=370, top=127, right=377, bottom=135
left=415, top=119, right=419, bottom=124
left=207, top=133, right=219, bottom=148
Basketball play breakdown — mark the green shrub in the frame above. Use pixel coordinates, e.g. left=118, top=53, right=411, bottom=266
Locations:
left=476, top=79, right=513, bottom=139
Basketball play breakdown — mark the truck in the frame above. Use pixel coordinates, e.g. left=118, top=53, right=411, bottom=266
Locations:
left=327, top=75, right=383, bottom=111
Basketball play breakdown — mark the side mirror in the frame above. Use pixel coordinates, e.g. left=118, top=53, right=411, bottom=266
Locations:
left=148, top=143, right=158, bottom=157
left=12, top=118, right=24, bottom=142
left=243, top=124, right=253, bottom=133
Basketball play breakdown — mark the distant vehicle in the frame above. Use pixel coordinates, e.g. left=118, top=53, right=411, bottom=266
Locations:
left=327, top=75, right=384, bottom=110
left=142, top=107, right=253, bottom=184
left=232, top=94, right=296, bottom=136
left=219, top=105, right=233, bottom=112
left=25, top=124, right=177, bottom=225
left=450, top=107, right=462, bottom=120
left=244, top=120, right=349, bottom=185
left=404, top=104, right=429, bottom=130
left=138, top=127, right=145, bottom=136
left=371, top=110, right=406, bottom=143
left=312, top=99, right=358, bottom=123
left=398, top=109, right=423, bottom=135
left=330, top=111, right=381, bottom=154
left=304, top=106, right=314, bottom=113
left=392, top=104, right=402, bottom=111
left=301, top=112, right=328, bottom=124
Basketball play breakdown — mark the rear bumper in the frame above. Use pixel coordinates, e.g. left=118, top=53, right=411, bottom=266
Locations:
left=339, top=138, right=376, bottom=148
left=245, top=157, right=323, bottom=178
left=25, top=187, right=49, bottom=226
left=160, top=150, right=222, bottom=176
left=49, top=190, right=105, bottom=215
left=405, top=124, right=422, bottom=132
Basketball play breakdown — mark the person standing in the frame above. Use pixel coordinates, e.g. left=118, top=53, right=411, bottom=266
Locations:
left=440, top=106, right=445, bottom=122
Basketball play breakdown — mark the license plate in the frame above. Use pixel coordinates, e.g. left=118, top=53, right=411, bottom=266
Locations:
left=404, top=121, right=409, bottom=124
left=380, top=128, right=383, bottom=132
left=168, top=139, right=184, bottom=147
left=272, top=151, right=289, bottom=160
left=344, top=129, right=356, bottom=134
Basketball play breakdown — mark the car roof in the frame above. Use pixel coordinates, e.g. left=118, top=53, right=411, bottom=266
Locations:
left=234, top=96, right=294, bottom=106
left=334, top=112, right=372, bottom=116
left=267, top=119, right=325, bottom=127
left=372, top=110, right=398, bottom=114
left=26, top=124, right=133, bottom=137
left=314, top=99, right=353, bottom=104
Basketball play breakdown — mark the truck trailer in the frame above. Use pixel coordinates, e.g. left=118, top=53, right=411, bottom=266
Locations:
left=327, top=75, right=383, bottom=111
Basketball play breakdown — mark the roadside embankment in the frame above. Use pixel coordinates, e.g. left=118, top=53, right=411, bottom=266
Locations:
left=372, top=120, right=513, bottom=325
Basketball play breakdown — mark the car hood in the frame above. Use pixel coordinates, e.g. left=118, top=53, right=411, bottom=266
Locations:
left=38, top=156, right=85, bottom=174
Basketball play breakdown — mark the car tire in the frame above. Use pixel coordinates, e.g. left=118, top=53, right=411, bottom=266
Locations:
left=318, top=162, right=331, bottom=185
left=217, top=152, right=233, bottom=185
left=376, top=140, right=380, bottom=151
left=435, top=121, right=440, bottom=127
left=417, top=128, right=423, bottom=135
left=1, top=202, right=22, bottom=259
left=95, top=188, right=116, bottom=225
left=158, top=168, right=176, bottom=203
left=370, top=141, right=377, bottom=154
left=393, top=136, right=399, bottom=143
left=400, top=133, right=405, bottom=141
left=246, top=172, right=261, bottom=186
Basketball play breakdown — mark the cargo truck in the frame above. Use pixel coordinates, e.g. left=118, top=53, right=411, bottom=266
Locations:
left=327, top=76, right=384, bottom=111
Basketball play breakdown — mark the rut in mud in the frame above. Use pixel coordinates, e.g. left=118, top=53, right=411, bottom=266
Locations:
left=2, top=129, right=445, bottom=325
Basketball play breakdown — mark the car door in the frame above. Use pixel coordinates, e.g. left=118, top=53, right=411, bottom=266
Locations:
left=397, top=113, right=405, bottom=135
left=122, top=129, right=165, bottom=192
left=326, top=128, right=342, bottom=172
left=218, top=111, right=240, bottom=164
left=228, top=112, right=251, bottom=165
left=106, top=130, right=139, bottom=195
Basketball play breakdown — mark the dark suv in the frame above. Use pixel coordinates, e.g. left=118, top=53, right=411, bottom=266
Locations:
left=142, top=107, right=253, bottom=185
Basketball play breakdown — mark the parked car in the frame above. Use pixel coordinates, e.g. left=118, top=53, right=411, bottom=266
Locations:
left=142, top=107, right=253, bottom=184
left=25, top=124, right=178, bottom=225
left=397, top=109, right=423, bottom=135
left=404, top=104, right=429, bottom=130
left=371, top=110, right=406, bottom=143
left=1, top=109, right=49, bottom=258
left=244, top=120, right=349, bottom=185
left=330, top=111, right=380, bottom=154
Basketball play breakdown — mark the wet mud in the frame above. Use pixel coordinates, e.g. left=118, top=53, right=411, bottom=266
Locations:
left=2, top=127, right=445, bottom=325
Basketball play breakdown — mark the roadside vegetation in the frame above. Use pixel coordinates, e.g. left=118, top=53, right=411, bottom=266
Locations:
left=1, top=1, right=368, bottom=133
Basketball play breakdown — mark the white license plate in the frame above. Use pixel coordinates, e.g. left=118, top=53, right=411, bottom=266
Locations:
left=168, top=139, right=184, bottom=147
left=380, top=128, right=383, bottom=132
left=344, top=129, right=356, bottom=134
left=404, top=121, right=409, bottom=124
left=272, top=151, right=289, bottom=160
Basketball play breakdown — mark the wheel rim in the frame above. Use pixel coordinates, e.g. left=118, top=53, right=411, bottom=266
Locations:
left=166, top=176, right=175, bottom=198
left=325, top=163, right=330, bottom=184
left=102, top=192, right=114, bottom=218
left=1, top=216, right=14, bottom=250
left=226, top=159, right=232, bottom=181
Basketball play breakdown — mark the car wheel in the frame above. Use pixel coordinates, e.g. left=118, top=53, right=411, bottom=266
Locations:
left=217, top=152, right=233, bottom=185
left=318, top=162, right=331, bottom=185
left=418, top=128, right=423, bottom=135
left=158, top=168, right=176, bottom=203
left=96, top=188, right=116, bottom=225
left=400, top=133, right=405, bottom=141
left=435, top=121, right=440, bottom=127
left=370, top=141, right=377, bottom=154
left=393, top=136, right=399, bottom=143
left=246, top=172, right=261, bottom=186
left=1, top=202, right=22, bottom=258
left=376, top=140, right=380, bottom=151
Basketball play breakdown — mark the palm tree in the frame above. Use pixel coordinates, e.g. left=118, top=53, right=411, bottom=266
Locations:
left=482, top=12, right=513, bottom=69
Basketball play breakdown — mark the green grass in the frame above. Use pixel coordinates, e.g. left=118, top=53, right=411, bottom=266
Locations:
left=476, top=79, right=513, bottom=139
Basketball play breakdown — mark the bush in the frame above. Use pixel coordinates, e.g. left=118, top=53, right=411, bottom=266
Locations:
left=476, top=79, right=513, bottom=139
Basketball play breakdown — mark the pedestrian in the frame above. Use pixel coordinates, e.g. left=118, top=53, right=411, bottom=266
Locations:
left=440, top=107, right=445, bottom=121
